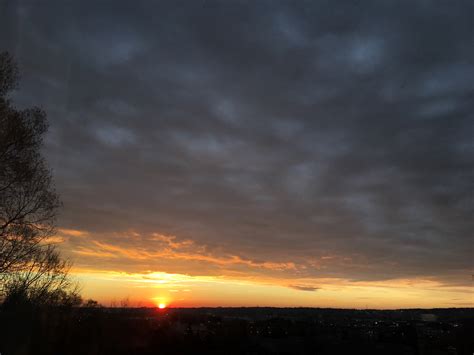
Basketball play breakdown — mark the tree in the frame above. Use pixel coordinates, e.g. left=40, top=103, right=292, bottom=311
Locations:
left=0, top=51, right=78, bottom=306
left=1, top=245, right=81, bottom=308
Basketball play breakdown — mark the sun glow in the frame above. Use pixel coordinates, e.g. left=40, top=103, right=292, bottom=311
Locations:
left=158, top=303, right=167, bottom=309
left=71, top=269, right=473, bottom=309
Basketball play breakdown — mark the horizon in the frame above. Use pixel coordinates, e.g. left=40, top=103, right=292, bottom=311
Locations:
left=75, top=305, right=474, bottom=311
left=1, top=0, right=473, bottom=309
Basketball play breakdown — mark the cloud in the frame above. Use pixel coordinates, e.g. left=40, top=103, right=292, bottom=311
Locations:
left=58, top=228, right=89, bottom=237
left=1, top=0, right=472, bottom=289
left=289, top=285, right=319, bottom=292
left=66, top=231, right=300, bottom=277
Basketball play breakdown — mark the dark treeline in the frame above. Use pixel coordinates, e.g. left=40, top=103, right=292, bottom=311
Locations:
left=0, top=306, right=472, bottom=354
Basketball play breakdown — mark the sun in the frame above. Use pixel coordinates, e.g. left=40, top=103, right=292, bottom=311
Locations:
left=151, top=296, right=169, bottom=309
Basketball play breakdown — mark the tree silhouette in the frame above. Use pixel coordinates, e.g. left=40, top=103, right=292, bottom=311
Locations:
left=0, top=51, right=78, bottom=306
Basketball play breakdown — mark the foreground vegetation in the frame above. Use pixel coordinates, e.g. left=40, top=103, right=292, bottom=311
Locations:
left=1, top=306, right=472, bottom=355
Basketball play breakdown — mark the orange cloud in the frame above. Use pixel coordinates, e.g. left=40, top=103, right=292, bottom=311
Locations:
left=58, top=228, right=89, bottom=237
left=63, top=230, right=473, bottom=309
left=71, top=235, right=299, bottom=273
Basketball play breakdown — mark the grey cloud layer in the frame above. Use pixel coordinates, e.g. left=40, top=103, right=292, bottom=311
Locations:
left=1, top=0, right=473, bottom=284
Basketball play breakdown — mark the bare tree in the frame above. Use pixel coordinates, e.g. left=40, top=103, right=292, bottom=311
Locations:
left=2, top=245, right=81, bottom=307
left=0, top=51, right=77, bottom=305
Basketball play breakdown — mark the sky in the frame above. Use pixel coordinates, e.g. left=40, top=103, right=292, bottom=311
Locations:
left=1, top=0, right=473, bottom=308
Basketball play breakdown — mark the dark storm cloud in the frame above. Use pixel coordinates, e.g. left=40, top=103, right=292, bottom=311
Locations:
left=1, top=0, right=473, bottom=284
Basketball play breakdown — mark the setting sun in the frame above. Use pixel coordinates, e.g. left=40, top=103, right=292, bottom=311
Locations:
left=158, top=303, right=167, bottom=309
